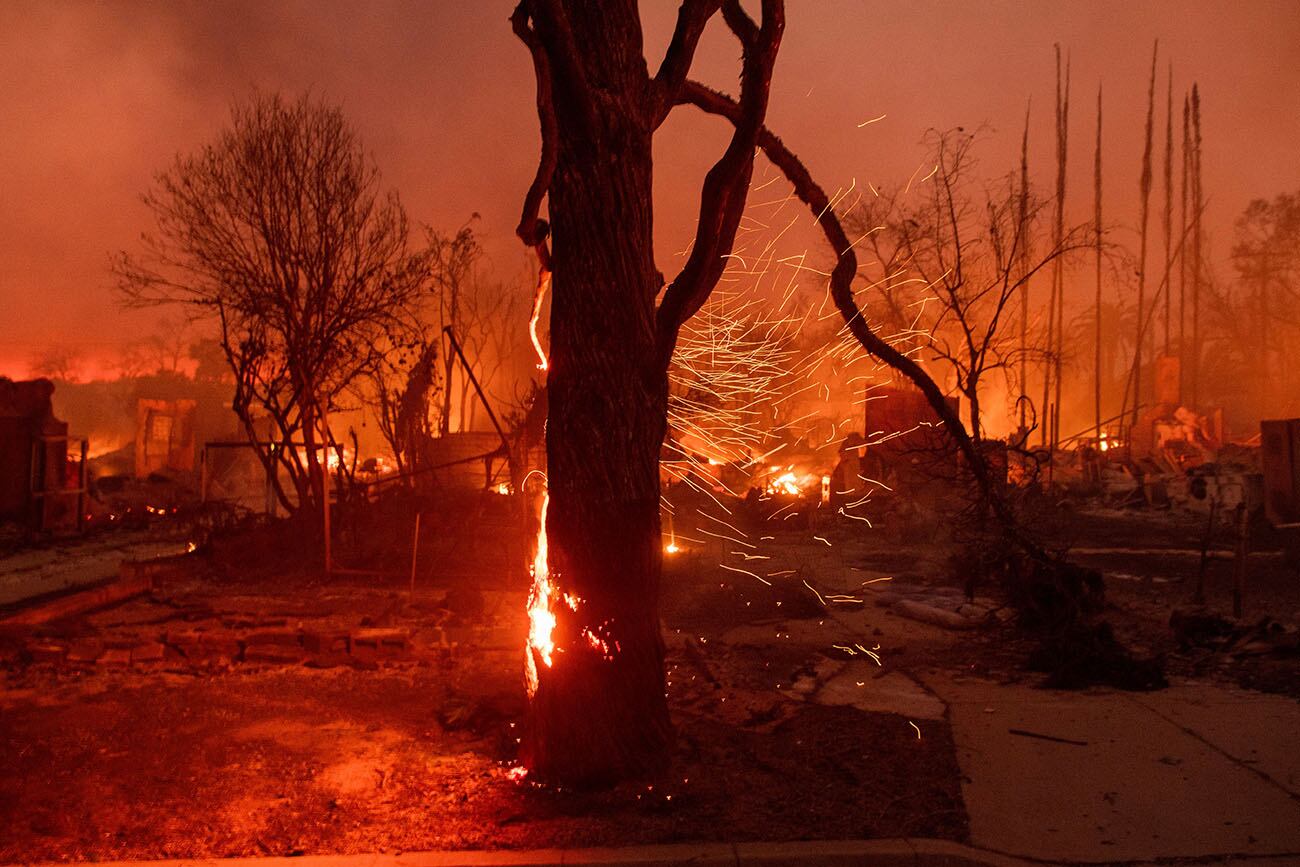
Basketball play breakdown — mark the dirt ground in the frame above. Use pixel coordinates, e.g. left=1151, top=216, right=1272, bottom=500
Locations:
left=2, top=493, right=1297, bottom=861
left=0, top=513, right=968, bottom=861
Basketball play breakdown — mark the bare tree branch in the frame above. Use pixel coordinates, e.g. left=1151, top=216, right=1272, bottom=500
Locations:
left=655, top=0, right=784, bottom=361
left=675, top=80, right=1049, bottom=557
left=651, top=0, right=722, bottom=126
left=510, top=2, right=557, bottom=256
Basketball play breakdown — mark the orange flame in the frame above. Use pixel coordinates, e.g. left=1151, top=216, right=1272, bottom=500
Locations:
left=525, top=491, right=554, bottom=695
left=529, top=268, right=551, bottom=371
left=766, top=470, right=803, bottom=496
left=523, top=488, right=620, bottom=696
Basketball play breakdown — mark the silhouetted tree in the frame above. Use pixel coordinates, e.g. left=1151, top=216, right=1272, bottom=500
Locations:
left=28, top=346, right=84, bottom=383
left=115, top=92, right=434, bottom=522
left=849, top=128, right=1088, bottom=445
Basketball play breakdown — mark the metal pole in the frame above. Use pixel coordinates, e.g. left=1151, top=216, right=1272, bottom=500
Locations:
left=200, top=446, right=209, bottom=504
left=266, top=446, right=277, bottom=518
left=77, top=439, right=87, bottom=533
left=410, top=512, right=422, bottom=594
left=1232, top=502, right=1249, bottom=618
left=322, top=462, right=332, bottom=574
left=443, top=326, right=513, bottom=460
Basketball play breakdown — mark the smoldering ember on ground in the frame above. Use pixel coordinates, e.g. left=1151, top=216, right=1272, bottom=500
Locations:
left=2, top=2, right=1300, bottom=864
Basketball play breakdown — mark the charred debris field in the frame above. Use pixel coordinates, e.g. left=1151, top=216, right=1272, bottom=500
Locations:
left=3, top=487, right=1299, bottom=859
left=2, top=513, right=972, bottom=860
left=4, top=1, right=1300, bottom=861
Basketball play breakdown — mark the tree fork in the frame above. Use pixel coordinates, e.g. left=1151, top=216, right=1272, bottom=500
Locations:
left=511, top=0, right=784, bottom=786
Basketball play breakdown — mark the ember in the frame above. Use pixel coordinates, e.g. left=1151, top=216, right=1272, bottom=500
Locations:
left=3, top=1, right=1299, bottom=858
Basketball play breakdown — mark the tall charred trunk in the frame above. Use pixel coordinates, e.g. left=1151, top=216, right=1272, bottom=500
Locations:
left=1093, top=84, right=1104, bottom=442
left=519, top=9, right=670, bottom=785
left=513, top=0, right=782, bottom=786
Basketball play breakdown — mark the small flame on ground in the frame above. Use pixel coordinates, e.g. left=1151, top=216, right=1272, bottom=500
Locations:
left=664, top=512, right=682, bottom=554
left=766, top=470, right=802, bottom=496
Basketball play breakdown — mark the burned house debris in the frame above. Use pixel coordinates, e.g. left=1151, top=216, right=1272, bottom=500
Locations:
left=3, top=3, right=1300, bottom=864
left=134, top=398, right=197, bottom=478
left=0, top=378, right=86, bottom=533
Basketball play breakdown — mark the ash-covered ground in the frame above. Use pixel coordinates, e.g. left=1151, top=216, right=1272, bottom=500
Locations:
left=1, top=491, right=1297, bottom=860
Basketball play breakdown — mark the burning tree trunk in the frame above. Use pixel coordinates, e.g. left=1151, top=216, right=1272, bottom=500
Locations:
left=511, top=0, right=782, bottom=785
left=525, top=87, right=668, bottom=782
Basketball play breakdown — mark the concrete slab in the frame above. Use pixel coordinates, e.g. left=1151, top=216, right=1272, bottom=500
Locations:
left=15, top=840, right=1041, bottom=867
left=1127, top=685, right=1300, bottom=798
left=0, top=532, right=188, bottom=607
left=561, top=843, right=735, bottom=865
left=814, top=669, right=947, bottom=721
left=921, top=674, right=1300, bottom=863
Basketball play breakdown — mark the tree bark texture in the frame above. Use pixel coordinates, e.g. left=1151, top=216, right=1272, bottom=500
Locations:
left=513, top=0, right=781, bottom=785
left=521, top=51, right=672, bottom=782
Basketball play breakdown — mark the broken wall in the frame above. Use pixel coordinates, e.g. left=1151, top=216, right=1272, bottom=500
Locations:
left=0, top=378, right=72, bottom=529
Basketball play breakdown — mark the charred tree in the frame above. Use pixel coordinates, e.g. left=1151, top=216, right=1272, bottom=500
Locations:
left=1128, top=43, right=1158, bottom=434
left=848, top=128, right=1083, bottom=450
left=511, top=0, right=783, bottom=786
left=116, top=92, right=434, bottom=525
left=1094, top=84, right=1104, bottom=441
left=1162, top=64, right=1174, bottom=356
left=1018, top=104, right=1032, bottom=434
left=1050, top=46, right=1070, bottom=450
left=1190, top=84, right=1204, bottom=408
left=1179, top=93, right=1190, bottom=381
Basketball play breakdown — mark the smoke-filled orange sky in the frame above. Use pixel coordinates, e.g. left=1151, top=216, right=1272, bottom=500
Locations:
left=1, top=0, right=1297, bottom=379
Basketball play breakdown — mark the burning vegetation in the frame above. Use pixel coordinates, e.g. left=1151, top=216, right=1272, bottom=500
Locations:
left=3, top=2, right=1300, bottom=862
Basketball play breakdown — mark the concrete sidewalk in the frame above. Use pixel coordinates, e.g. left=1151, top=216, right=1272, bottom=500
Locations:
left=18, top=839, right=1028, bottom=867
left=920, top=673, right=1300, bottom=864
left=21, top=838, right=1300, bottom=867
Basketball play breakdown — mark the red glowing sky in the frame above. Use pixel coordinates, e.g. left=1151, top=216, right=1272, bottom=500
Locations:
left=1, top=1, right=1296, bottom=378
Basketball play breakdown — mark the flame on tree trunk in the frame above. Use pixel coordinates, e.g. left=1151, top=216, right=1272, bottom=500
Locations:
left=521, top=126, right=672, bottom=782
left=510, top=0, right=784, bottom=786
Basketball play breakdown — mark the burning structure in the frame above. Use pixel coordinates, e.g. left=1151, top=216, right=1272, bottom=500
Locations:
left=0, top=378, right=85, bottom=533
left=134, top=398, right=197, bottom=478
